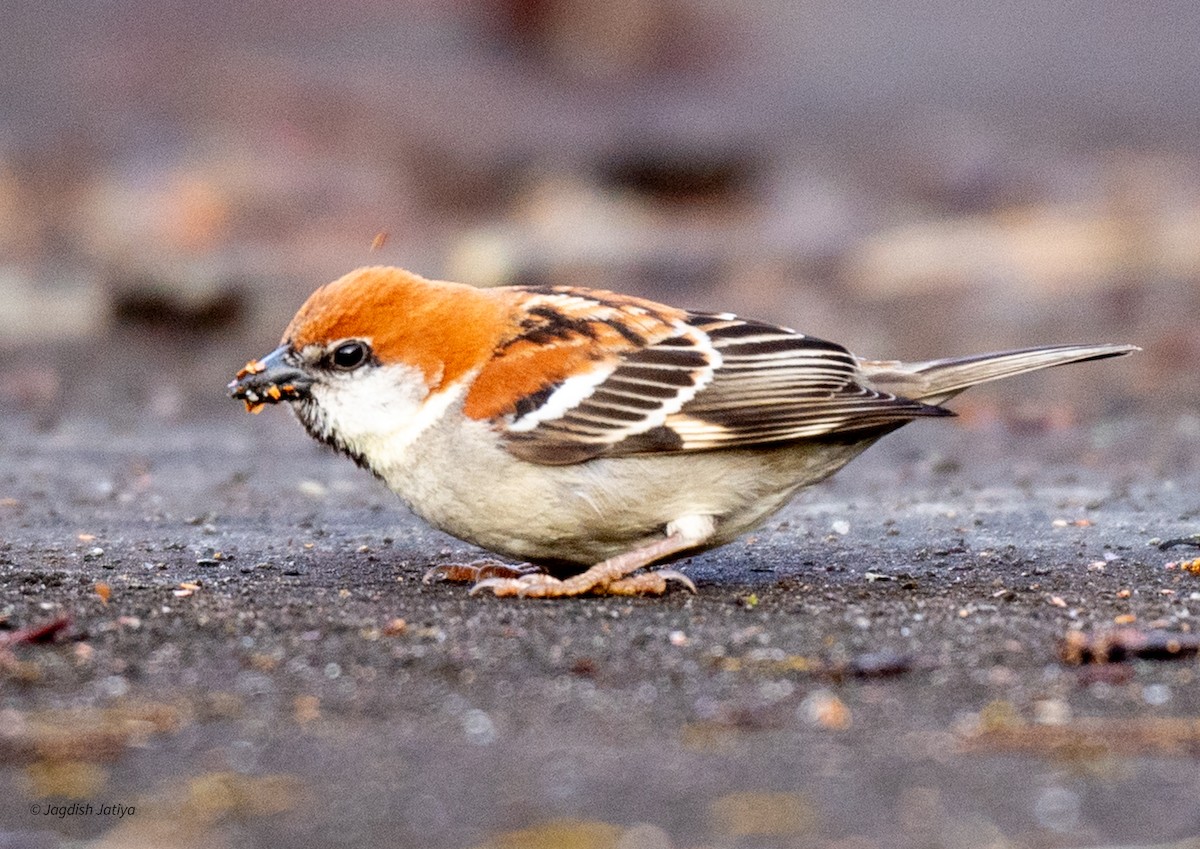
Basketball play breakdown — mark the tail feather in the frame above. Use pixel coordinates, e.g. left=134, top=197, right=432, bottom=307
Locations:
left=860, top=343, right=1138, bottom=405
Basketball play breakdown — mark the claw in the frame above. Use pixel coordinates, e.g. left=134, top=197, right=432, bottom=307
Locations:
left=604, top=569, right=696, bottom=596
left=469, top=577, right=518, bottom=597
left=422, top=565, right=454, bottom=584
left=656, top=569, right=697, bottom=594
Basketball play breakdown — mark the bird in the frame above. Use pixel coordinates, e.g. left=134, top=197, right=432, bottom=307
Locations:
left=229, top=265, right=1136, bottom=599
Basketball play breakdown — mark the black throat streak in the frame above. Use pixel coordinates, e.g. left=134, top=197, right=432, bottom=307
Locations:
left=293, top=400, right=384, bottom=479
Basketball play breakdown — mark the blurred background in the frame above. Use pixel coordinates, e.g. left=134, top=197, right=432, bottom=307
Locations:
left=2, top=7, right=1200, bottom=848
left=0, top=0, right=1196, bottom=427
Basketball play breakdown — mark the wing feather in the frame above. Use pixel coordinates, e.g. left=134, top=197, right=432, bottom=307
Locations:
left=491, top=294, right=947, bottom=465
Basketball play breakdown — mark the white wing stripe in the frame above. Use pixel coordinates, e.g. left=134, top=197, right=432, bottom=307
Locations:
left=508, top=368, right=612, bottom=433
left=499, top=303, right=946, bottom=463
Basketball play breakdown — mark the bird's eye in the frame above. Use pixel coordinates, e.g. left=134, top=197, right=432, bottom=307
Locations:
left=330, top=341, right=370, bottom=371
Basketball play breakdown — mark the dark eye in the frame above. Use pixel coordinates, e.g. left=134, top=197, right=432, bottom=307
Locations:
left=330, top=341, right=370, bottom=371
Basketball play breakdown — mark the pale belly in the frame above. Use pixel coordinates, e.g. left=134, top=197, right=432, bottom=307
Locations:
left=377, top=417, right=884, bottom=569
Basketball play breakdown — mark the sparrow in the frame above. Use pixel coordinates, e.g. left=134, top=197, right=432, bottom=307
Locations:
left=229, top=265, right=1136, bottom=599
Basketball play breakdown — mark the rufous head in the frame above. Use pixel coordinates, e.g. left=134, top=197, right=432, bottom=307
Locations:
left=228, top=266, right=508, bottom=467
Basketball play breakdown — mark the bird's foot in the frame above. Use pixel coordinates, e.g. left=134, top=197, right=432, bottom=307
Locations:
left=470, top=568, right=695, bottom=598
left=422, top=560, right=541, bottom=584
left=457, top=518, right=711, bottom=600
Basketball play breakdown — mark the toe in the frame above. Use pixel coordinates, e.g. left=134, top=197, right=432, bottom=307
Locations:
left=468, top=577, right=520, bottom=597
left=424, top=560, right=537, bottom=585
left=477, top=562, right=542, bottom=580
left=423, top=564, right=469, bottom=584
left=470, top=573, right=571, bottom=598
left=604, top=569, right=696, bottom=596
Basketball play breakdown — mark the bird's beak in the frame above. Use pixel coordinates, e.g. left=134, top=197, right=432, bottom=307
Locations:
left=228, top=345, right=313, bottom=414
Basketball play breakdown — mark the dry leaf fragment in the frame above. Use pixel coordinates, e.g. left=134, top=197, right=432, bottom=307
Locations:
left=1062, top=628, right=1200, bottom=664
left=1176, top=558, right=1200, bottom=575
left=473, top=818, right=622, bottom=849
left=1, top=615, right=72, bottom=647
left=710, top=791, right=816, bottom=838
left=25, top=759, right=108, bottom=799
left=173, top=582, right=201, bottom=598
left=293, top=695, right=320, bottom=724
left=1159, top=535, right=1200, bottom=551
left=961, top=716, right=1200, bottom=756
left=803, top=691, right=851, bottom=730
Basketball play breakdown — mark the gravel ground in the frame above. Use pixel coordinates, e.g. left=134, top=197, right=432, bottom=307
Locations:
left=1, top=375, right=1199, bottom=848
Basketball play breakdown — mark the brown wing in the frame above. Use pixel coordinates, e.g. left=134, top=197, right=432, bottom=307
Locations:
left=658, top=314, right=951, bottom=450
left=486, top=294, right=948, bottom=466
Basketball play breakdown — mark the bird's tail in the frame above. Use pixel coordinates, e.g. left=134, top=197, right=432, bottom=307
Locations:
left=860, top=343, right=1138, bottom=405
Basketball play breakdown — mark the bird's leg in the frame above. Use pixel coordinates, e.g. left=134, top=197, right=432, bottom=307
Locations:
left=423, top=560, right=542, bottom=584
left=471, top=516, right=713, bottom=599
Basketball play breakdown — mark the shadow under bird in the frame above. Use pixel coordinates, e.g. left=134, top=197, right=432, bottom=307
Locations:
left=229, top=266, right=1136, bottom=599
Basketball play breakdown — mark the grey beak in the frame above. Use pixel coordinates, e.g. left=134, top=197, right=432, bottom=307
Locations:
left=228, top=345, right=313, bottom=412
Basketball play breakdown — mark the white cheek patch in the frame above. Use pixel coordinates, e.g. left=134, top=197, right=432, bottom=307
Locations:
left=312, top=367, right=420, bottom=439
left=310, top=364, right=470, bottom=470
left=382, top=378, right=469, bottom=456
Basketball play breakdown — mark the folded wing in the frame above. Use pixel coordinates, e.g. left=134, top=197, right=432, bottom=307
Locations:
left=491, top=294, right=947, bottom=465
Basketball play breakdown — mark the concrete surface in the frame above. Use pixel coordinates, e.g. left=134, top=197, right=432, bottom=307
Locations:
left=0, top=353, right=1198, bottom=849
